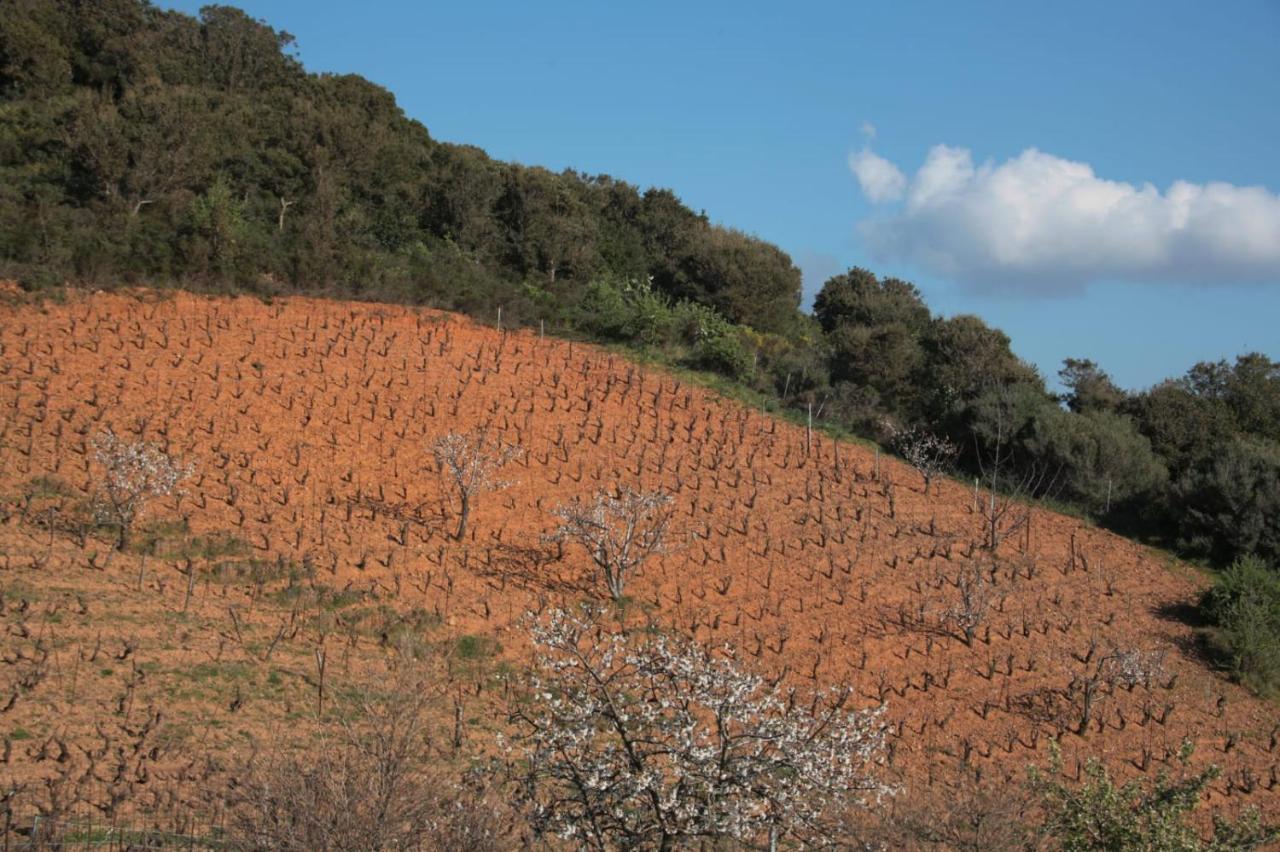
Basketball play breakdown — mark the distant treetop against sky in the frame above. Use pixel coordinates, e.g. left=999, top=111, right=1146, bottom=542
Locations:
left=161, top=0, right=1280, bottom=389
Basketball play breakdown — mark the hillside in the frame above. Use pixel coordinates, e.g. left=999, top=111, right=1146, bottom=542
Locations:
left=4, top=0, right=1278, bottom=581
left=0, top=288, right=1275, bottom=841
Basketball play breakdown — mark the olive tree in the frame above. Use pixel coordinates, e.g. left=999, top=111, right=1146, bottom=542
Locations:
left=510, top=607, right=891, bottom=850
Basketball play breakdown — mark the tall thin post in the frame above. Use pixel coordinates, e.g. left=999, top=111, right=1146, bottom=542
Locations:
left=806, top=401, right=813, bottom=456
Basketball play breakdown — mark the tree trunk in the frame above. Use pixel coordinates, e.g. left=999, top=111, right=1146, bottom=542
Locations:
left=454, top=495, right=470, bottom=541
left=278, top=198, right=294, bottom=232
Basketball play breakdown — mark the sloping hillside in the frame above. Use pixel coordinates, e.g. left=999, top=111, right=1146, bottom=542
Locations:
left=0, top=288, right=1275, bottom=833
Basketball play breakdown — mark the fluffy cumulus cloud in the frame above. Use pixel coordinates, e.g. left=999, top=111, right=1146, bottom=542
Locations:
left=850, top=144, right=1280, bottom=291
left=848, top=148, right=906, bottom=204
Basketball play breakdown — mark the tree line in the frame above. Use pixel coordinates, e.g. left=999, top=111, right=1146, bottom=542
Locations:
left=2, top=1, right=1276, bottom=588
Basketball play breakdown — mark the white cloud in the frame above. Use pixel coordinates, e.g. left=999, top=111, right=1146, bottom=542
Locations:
left=852, top=144, right=1280, bottom=291
left=848, top=148, right=906, bottom=203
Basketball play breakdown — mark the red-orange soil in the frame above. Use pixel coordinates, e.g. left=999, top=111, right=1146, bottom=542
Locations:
left=0, top=289, right=1275, bottom=826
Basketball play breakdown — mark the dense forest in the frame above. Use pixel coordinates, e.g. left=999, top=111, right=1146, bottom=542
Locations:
left=1, top=0, right=1277, bottom=610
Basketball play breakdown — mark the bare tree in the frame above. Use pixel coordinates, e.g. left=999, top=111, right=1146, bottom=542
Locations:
left=1068, top=644, right=1166, bottom=736
left=94, top=430, right=190, bottom=550
left=891, top=426, right=958, bottom=495
left=548, top=487, right=673, bottom=600
left=226, top=655, right=514, bottom=851
left=277, top=197, right=295, bottom=232
left=431, top=430, right=521, bottom=541
left=971, top=386, right=1059, bottom=552
left=944, top=563, right=992, bottom=647
left=872, top=765, right=1037, bottom=851
left=511, top=607, right=891, bottom=850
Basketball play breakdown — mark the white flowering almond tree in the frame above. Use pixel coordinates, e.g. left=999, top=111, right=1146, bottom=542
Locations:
left=431, top=430, right=522, bottom=540
left=891, top=426, right=958, bottom=495
left=549, top=487, right=673, bottom=600
left=94, top=430, right=191, bottom=550
left=511, top=608, right=891, bottom=850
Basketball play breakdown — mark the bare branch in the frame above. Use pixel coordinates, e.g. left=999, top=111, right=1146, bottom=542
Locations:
left=511, top=607, right=891, bottom=848
left=547, top=487, right=673, bottom=600
left=431, top=430, right=521, bottom=540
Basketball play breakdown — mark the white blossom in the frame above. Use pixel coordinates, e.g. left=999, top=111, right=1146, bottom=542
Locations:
left=512, top=608, right=892, bottom=849
left=890, top=426, right=958, bottom=494
left=431, top=430, right=521, bottom=540
left=1103, top=647, right=1166, bottom=689
left=94, top=429, right=191, bottom=550
left=548, top=487, right=673, bottom=600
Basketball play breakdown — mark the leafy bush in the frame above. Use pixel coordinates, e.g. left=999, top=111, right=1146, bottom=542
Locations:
left=575, top=276, right=636, bottom=341
left=575, top=275, right=677, bottom=346
left=621, top=276, right=677, bottom=346
left=573, top=275, right=755, bottom=379
left=1031, top=741, right=1276, bottom=851
left=1199, top=556, right=1280, bottom=695
left=1175, top=436, right=1280, bottom=566
left=674, top=300, right=753, bottom=379
left=1026, top=408, right=1168, bottom=517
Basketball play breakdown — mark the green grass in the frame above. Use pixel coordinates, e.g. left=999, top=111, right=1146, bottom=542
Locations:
left=180, top=661, right=255, bottom=683
left=22, top=475, right=73, bottom=500
left=454, top=634, right=500, bottom=661
left=272, top=583, right=362, bottom=611
left=1, top=580, right=42, bottom=602
left=208, top=556, right=311, bottom=586
left=130, top=520, right=252, bottom=562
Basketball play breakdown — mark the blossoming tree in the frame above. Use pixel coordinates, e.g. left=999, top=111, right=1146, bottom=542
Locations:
left=511, top=608, right=891, bottom=850
left=548, top=487, right=673, bottom=600
left=94, top=430, right=190, bottom=550
left=431, top=430, right=521, bottom=541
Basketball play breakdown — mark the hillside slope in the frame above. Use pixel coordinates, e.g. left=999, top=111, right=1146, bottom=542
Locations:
left=0, top=288, right=1275, bottom=831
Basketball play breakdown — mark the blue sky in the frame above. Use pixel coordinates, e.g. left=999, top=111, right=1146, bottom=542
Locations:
left=163, top=0, right=1280, bottom=390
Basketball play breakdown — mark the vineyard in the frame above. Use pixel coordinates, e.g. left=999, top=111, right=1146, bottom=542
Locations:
left=0, top=287, right=1275, bottom=840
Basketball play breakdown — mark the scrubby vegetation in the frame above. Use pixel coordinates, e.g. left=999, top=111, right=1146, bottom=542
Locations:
left=1199, top=556, right=1280, bottom=696
left=1030, top=743, right=1275, bottom=851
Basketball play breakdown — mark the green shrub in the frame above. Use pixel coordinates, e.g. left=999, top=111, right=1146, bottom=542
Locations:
left=1031, top=741, right=1276, bottom=850
left=671, top=300, right=753, bottom=379
left=1200, top=556, right=1280, bottom=695
left=573, top=275, right=677, bottom=346
left=453, top=634, right=499, bottom=660
left=576, top=276, right=634, bottom=340
left=1175, top=437, right=1280, bottom=566
left=1026, top=409, right=1168, bottom=517
left=622, top=277, right=677, bottom=346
